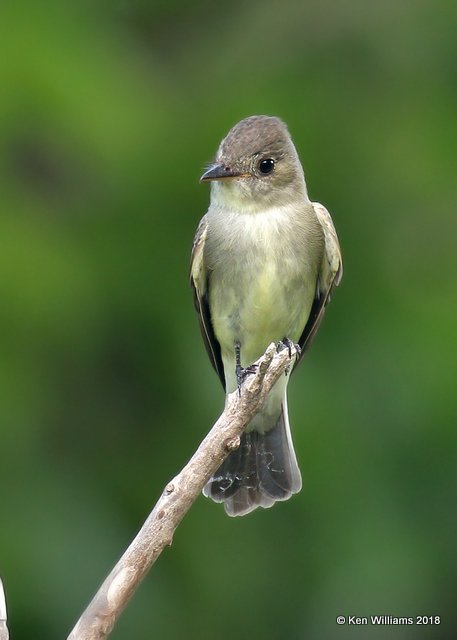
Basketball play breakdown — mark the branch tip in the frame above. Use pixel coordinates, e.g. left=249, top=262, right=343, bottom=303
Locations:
left=0, top=578, right=9, bottom=640
left=0, top=578, right=6, bottom=622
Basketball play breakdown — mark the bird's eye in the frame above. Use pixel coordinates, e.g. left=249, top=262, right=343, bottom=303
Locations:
left=258, top=158, right=275, bottom=174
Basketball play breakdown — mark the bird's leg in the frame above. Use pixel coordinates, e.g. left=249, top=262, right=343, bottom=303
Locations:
left=277, top=337, right=301, bottom=374
left=235, top=341, right=257, bottom=396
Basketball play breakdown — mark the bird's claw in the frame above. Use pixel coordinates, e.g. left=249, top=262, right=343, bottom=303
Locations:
left=236, top=364, right=257, bottom=396
left=276, top=338, right=301, bottom=373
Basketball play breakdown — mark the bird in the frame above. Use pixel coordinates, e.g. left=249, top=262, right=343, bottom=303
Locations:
left=190, top=115, right=342, bottom=516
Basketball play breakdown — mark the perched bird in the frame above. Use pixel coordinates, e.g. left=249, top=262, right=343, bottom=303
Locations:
left=191, top=115, right=342, bottom=516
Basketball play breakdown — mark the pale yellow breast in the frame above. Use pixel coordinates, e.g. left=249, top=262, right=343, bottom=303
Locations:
left=206, top=202, right=323, bottom=369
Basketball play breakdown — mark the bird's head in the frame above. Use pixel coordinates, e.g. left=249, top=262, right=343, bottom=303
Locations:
left=200, top=115, right=308, bottom=211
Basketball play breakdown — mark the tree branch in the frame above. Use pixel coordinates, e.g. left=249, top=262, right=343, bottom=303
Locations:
left=0, top=579, right=8, bottom=640
left=67, top=342, right=295, bottom=640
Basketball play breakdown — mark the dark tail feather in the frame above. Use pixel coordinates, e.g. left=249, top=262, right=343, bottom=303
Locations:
left=203, top=399, right=302, bottom=517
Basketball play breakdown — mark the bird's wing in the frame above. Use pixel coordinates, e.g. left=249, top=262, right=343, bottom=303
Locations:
left=190, top=215, right=225, bottom=389
left=297, top=201, right=343, bottom=361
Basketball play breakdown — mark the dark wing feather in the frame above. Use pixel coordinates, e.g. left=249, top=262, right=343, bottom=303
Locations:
left=296, top=202, right=343, bottom=362
left=190, top=216, right=226, bottom=389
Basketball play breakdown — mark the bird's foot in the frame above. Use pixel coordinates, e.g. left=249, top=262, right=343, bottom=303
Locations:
left=236, top=363, right=258, bottom=397
left=276, top=337, right=301, bottom=374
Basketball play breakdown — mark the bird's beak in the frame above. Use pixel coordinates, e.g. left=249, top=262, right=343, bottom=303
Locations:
left=200, top=163, right=249, bottom=182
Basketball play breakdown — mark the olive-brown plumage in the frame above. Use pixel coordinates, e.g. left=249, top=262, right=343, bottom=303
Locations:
left=191, top=115, right=342, bottom=516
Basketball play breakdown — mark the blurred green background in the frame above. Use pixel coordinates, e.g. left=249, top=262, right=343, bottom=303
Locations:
left=1, top=0, right=456, bottom=638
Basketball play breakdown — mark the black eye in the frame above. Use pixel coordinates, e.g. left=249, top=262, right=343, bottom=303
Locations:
left=258, top=158, right=275, bottom=174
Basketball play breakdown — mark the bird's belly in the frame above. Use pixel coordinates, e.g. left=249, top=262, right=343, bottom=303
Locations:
left=210, top=257, right=314, bottom=368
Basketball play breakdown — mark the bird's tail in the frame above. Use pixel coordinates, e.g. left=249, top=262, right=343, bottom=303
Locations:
left=203, top=396, right=302, bottom=516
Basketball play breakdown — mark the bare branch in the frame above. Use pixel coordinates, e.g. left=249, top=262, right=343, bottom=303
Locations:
left=67, top=342, right=295, bottom=640
left=0, top=578, right=9, bottom=640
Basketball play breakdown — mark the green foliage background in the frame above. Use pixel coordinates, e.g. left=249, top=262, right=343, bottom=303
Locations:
left=1, top=1, right=456, bottom=638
